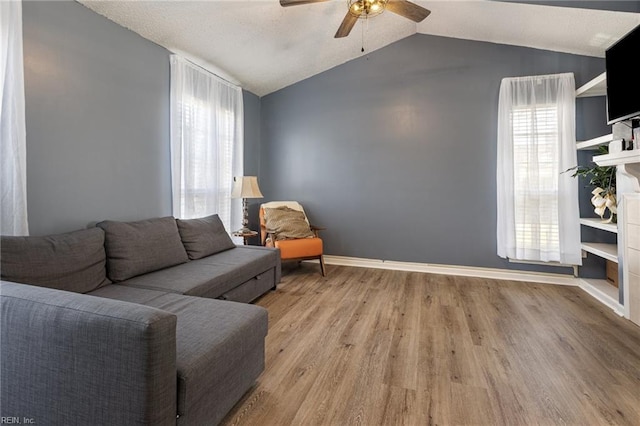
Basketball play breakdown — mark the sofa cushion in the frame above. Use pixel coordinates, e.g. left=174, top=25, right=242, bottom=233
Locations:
left=162, top=296, right=266, bottom=425
left=117, top=246, right=279, bottom=299
left=0, top=228, right=111, bottom=293
left=176, top=214, right=235, bottom=260
left=97, top=217, right=189, bottom=282
left=90, top=285, right=268, bottom=425
left=263, top=206, right=314, bottom=240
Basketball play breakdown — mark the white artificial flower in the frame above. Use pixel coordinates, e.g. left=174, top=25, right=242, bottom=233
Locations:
left=591, top=194, right=606, bottom=208
left=605, top=194, right=617, bottom=214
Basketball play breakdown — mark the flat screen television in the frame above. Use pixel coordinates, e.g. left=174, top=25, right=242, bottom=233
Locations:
left=606, top=24, right=640, bottom=125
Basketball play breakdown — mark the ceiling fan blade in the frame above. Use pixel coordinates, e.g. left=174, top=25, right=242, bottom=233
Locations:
left=335, top=11, right=360, bottom=38
left=280, top=0, right=330, bottom=7
left=386, top=0, right=431, bottom=22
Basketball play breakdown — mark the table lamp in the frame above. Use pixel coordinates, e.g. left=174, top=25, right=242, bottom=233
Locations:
left=231, top=176, right=264, bottom=234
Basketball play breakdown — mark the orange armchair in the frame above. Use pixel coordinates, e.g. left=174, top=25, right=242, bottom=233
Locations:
left=259, top=201, right=326, bottom=276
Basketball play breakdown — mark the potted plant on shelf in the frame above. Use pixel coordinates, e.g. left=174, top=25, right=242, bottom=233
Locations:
left=565, top=145, right=617, bottom=223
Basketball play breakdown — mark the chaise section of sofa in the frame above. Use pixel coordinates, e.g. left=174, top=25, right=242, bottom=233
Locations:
left=0, top=281, right=178, bottom=426
left=89, top=285, right=268, bottom=425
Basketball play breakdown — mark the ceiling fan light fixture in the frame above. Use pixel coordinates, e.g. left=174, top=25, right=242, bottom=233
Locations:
left=281, top=0, right=430, bottom=39
left=348, top=0, right=387, bottom=19
left=322, top=0, right=430, bottom=39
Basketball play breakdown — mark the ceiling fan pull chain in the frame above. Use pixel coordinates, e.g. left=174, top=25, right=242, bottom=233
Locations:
left=361, top=17, right=365, bottom=52
left=361, top=15, right=371, bottom=53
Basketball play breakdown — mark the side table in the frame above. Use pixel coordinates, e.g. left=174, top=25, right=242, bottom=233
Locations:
left=232, top=230, right=258, bottom=245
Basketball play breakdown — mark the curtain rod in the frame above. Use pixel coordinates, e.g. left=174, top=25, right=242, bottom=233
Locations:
left=170, top=51, right=242, bottom=89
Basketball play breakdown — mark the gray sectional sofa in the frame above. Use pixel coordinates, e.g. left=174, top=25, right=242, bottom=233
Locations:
left=0, top=214, right=281, bottom=426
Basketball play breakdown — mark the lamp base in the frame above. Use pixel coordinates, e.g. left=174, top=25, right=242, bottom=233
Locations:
left=232, top=197, right=259, bottom=239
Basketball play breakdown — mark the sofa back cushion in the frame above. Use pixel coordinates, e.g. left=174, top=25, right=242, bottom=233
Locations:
left=0, top=228, right=111, bottom=293
left=97, top=217, right=189, bottom=282
left=176, top=214, right=236, bottom=260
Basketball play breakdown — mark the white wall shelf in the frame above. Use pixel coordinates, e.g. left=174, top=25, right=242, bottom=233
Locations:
left=581, top=242, right=618, bottom=263
left=594, top=150, right=640, bottom=167
left=574, top=69, right=628, bottom=315
left=580, top=217, right=618, bottom=234
left=576, top=72, right=607, bottom=98
left=576, top=134, right=617, bottom=151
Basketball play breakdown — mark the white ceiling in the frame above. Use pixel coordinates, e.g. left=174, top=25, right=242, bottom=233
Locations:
left=78, top=0, right=639, bottom=96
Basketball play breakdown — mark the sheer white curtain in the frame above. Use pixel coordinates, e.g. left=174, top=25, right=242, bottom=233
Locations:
left=497, top=73, right=581, bottom=265
left=1, top=0, right=29, bottom=236
left=170, top=55, right=243, bottom=232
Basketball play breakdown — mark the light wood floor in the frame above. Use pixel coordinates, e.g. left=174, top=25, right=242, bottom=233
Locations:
left=222, top=264, right=640, bottom=425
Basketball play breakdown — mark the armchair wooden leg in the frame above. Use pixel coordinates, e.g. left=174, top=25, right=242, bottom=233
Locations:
left=319, top=255, right=326, bottom=277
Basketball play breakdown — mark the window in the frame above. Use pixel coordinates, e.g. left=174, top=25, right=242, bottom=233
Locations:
left=511, top=105, right=560, bottom=254
left=176, top=96, right=234, bottom=219
left=170, top=55, right=243, bottom=231
left=497, top=73, right=581, bottom=265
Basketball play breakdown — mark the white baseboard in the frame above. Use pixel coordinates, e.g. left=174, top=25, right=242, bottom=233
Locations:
left=318, top=255, right=580, bottom=286
left=578, top=278, right=624, bottom=316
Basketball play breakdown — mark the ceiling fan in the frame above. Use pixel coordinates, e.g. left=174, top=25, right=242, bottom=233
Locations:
left=280, top=0, right=431, bottom=39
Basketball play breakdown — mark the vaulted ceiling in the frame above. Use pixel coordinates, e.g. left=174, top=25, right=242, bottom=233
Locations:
left=77, top=0, right=639, bottom=96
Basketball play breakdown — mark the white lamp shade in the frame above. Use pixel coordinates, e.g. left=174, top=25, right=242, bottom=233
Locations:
left=231, top=176, right=264, bottom=199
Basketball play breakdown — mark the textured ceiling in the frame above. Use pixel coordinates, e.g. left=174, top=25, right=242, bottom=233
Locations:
left=78, top=0, right=639, bottom=96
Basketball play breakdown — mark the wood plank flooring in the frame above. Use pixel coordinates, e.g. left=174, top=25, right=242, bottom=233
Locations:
left=221, top=264, right=640, bottom=425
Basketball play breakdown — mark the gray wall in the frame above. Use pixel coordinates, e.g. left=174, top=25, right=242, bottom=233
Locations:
left=243, top=91, right=262, bottom=177
left=23, top=0, right=172, bottom=235
left=260, top=34, right=605, bottom=273
left=243, top=90, right=263, bottom=244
